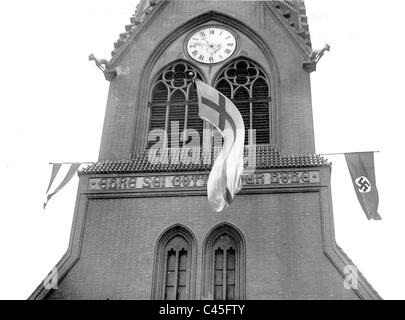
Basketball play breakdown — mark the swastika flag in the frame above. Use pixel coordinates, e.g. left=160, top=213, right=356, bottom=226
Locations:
left=345, top=152, right=381, bottom=220
left=195, top=80, right=245, bottom=212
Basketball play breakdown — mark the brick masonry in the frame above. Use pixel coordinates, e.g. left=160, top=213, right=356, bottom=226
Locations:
left=98, top=0, right=316, bottom=160
left=33, top=167, right=379, bottom=300
left=29, top=1, right=381, bottom=300
left=46, top=189, right=359, bottom=300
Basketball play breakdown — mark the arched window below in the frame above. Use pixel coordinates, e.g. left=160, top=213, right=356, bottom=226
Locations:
left=164, top=237, right=189, bottom=300
left=152, top=225, right=197, bottom=300
left=213, top=235, right=237, bottom=300
left=152, top=226, right=196, bottom=300
left=202, top=223, right=246, bottom=300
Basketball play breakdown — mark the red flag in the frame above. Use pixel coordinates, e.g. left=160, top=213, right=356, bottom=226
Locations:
left=345, top=152, right=381, bottom=220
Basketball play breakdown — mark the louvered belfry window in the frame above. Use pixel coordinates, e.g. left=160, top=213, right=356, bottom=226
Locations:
left=214, top=59, right=271, bottom=144
left=148, top=61, right=203, bottom=149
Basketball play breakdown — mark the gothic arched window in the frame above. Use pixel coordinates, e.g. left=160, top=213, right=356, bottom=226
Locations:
left=148, top=61, right=204, bottom=149
left=152, top=225, right=197, bottom=300
left=202, top=224, right=246, bottom=300
left=214, top=58, right=271, bottom=144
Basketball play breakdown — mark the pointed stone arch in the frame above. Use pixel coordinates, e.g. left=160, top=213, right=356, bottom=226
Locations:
left=213, top=56, right=272, bottom=145
left=147, top=59, right=205, bottom=149
left=202, top=223, right=246, bottom=300
left=131, top=10, right=281, bottom=155
left=151, top=224, right=197, bottom=300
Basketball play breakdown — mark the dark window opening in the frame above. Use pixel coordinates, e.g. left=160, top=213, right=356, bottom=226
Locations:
left=214, top=59, right=271, bottom=144
left=148, top=62, right=203, bottom=149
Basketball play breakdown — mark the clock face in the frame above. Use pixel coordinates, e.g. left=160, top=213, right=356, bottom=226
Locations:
left=187, top=27, right=237, bottom=64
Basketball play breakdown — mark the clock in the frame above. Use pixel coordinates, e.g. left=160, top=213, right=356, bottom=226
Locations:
left=187, top=27, right=237, bottom=64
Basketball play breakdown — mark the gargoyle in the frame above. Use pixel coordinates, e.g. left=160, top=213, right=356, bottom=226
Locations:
left=89, top=53, right=109, bottom=72
left=309, top=44, right=330, bottom=63
left=89, top=53, right=117, bottom=81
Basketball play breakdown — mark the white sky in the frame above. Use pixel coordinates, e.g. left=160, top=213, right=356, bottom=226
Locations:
left=0, top=0, right=404, bottom=300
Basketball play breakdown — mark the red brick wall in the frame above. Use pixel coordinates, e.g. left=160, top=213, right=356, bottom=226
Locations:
left=98, top=0, right=315, bottom=160
left=47, top=192, right=358, bottom=300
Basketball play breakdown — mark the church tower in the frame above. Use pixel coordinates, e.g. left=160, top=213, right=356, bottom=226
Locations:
left=30, top=0, right=380, bottom=300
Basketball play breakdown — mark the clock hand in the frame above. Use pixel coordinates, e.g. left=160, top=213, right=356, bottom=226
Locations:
left=213, top=43, right=222, bottom=54
left=190, top=41, right=206, bottom=47
left=206, top=44, right=216, bottom=55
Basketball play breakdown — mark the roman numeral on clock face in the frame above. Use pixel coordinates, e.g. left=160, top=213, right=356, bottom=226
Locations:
left=187, top=27, right=236, bottom=64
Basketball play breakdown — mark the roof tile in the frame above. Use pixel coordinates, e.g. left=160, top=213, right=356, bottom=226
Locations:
left=79, top=145, right=330, bottom=175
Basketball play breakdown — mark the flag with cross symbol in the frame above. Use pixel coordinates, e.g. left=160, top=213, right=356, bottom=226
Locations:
left=195, top=80, right=245, bottom=212
left=345, top=152, right=381, bottom=220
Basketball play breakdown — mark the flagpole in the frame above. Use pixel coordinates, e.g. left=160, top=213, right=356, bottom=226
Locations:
left=319, top=151, right=380, bottom=156
left=188, top=71, right=197, bottom=87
